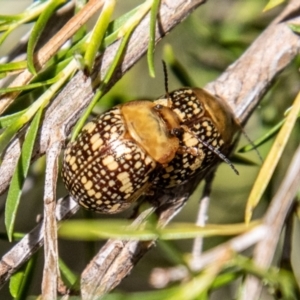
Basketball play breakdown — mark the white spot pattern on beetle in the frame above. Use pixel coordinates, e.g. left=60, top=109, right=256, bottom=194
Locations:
left=62, top=88, right=234, bottom=214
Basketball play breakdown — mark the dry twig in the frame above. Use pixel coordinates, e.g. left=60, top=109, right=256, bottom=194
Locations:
left=241, top=144, right=300, bottom=299
left=42, top=139, right=63, bottom=300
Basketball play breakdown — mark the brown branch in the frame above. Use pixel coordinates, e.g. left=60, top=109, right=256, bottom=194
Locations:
left=147, top=143, right=300, bottom=289
left=191, top=175, right=214, bottom=263
left=0, top=196, right=79, bottom=288
left=241, top=144, right=300, bottom=299
left=0, top=0, right=105, bottom=113
left=42, top=139, right=62, bottom=300
left=206, top=0, right=300, bottom=122
left=150, top=224, right=268, bottom=288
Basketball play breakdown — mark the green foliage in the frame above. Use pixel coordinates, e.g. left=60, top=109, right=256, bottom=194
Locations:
left=27, top=0, right=67, bottom=74
left=83, top=0, right=115, bottom=72
left=58, top=219, right=260, bottom=241
left=5, top=106, right=43, bottom=241
left=9, top=254, right=37, bottom=300
left=147, top=0, right=161, bottom=77
left=263, top=0, right=286, bottom=12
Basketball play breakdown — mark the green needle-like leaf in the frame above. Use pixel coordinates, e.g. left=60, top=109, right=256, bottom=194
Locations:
left=3, top=59, right=78, bottom=241
left=245, top=91, right=300, bottom=223
left=59, top=258, right=79, bottom=289
left=84, top=0, right=116, bottom=73
left=263, top=0, right=286, bottom=12
left=0, top=61, right=27, bottom=74
left=158, top=239, right=190, bottom=267
left=104, top=5, right=141, bottom=47
left=5, top=107, right=43, bottom=241
left=58, top=5, right=143, bottom=68
left=0, top=25, right=18, bottom=47
left=0, top=15, right=22, bottom=24
left=71, top=0, right=153, bottom=140
left=147, top=0, right=161, bottom=77
left=9, top=255, right=37, bottom=300
left=0, top=58, right=77, bottom=157
left=58, top=220, right=260, bottom=241
left=239, top=120, right=283, bottom=152
left=0, top=0, right=50, bottom=45
left=289, top=23, right=300, bottom=34
left=0, top=76, right=60, bottom=95
left=71, top=29, right=131, bottom=141
left=230, top=153, right=258, bottom=166
left=239, top=111, right=299, bottom=153
left=27, top=0, right=67, bottom=75
left=163, top=44, right=196, bottom=87
left=0, top=110, right=26, bottom=129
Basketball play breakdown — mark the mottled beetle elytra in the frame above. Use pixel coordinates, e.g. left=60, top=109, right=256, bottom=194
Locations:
left=62, top=85, right=239, bottom=214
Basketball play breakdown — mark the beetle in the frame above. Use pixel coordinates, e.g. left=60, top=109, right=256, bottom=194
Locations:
left=61, top=86, right=238, bottom=214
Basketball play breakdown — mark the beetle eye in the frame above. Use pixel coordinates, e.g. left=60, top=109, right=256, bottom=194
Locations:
left=171, top=127, right=184, bottom=137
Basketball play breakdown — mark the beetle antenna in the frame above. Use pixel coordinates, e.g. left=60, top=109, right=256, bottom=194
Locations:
left=232, top=116, right=263, bottom=163
left=198, top=139, right=239, bottom=175
left=162, top=60, right=170, bottom=99
left=240, top=127, right=263, bottom=163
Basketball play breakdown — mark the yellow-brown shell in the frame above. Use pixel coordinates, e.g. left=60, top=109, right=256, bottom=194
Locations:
left=62, top=107, right=157, bottom=213
left=62, top=88, right=237, bottom=213
left=62, top=101, right=183, bottom=213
